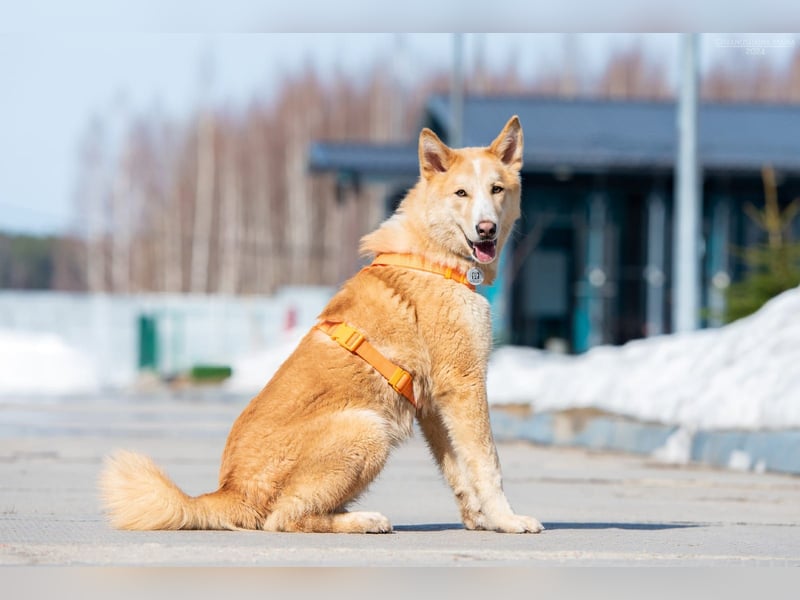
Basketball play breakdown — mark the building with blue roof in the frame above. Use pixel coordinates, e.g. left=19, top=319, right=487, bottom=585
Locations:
left=310, top=95, right=800, bottom=353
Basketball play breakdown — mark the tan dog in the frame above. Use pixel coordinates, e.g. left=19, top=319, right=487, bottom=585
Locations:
left=100, top=116, right=543, bottom=534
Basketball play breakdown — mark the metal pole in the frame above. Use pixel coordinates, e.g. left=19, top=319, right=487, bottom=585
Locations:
left=672, top=33, right=701, bottom=333
left=450, top=33, right=464, bottom=147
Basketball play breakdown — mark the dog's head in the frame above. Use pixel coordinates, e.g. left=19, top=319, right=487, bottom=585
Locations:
left=418, top=116, right=523, bottom=267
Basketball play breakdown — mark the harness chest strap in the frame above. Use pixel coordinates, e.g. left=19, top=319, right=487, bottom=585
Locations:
left=316, top=321, right=416, bottom=408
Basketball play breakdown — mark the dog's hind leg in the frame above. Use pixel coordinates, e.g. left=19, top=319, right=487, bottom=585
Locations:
left=264, top=509, right=393, bottom=533
left=261, top=409, right=395, bottom=533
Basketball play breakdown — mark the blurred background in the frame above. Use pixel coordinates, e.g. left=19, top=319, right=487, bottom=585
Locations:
left=1, top=29, right=799, bottom=402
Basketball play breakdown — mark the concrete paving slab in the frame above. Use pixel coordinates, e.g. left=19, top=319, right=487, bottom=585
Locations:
left=1, top=394, right=799, bottom=566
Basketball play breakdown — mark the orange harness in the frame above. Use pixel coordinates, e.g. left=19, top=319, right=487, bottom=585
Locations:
left=316, top=254, right=479, bottom=409
left=316, top=320, right=416, bottom=406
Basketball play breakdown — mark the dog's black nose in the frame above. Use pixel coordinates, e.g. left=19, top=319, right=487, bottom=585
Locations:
left=476, top=221, right=497, bottom=239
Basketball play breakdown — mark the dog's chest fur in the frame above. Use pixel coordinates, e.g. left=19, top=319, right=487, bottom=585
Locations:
left=406, top=276, right=494, bottom=408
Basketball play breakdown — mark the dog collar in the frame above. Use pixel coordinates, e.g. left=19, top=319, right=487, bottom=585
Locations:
left=370, top=253, right=481, bottom=291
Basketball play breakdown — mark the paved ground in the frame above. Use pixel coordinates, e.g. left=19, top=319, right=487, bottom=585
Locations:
left=1, top=392, right=799, bottom=566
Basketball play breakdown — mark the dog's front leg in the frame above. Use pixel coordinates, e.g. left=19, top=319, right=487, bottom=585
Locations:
left=423, top=388, right=543, bottom=533
left=418, top=407, right=485, bottom=529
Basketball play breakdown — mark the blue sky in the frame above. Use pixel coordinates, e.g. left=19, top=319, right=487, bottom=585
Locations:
left=0, top=32, right=624, bottom=234
left=1, top=13, right=798, bottom=235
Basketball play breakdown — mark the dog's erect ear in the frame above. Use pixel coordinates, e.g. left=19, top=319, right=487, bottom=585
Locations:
left=489, top=116, right=523, bottom=172
left=419, top=128, right=454, bottom=179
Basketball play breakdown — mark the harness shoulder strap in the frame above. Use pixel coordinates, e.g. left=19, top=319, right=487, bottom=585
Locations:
left=316, top=321, right=416, bottom=408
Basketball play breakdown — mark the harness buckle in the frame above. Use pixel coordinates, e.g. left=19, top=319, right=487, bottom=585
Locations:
left=388, top=367, right=412, bottom=397
left=331, top=323, right=365, bottom=352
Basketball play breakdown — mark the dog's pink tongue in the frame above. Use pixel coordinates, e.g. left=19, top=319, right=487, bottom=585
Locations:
left=474, top=241, right=497, bottom=263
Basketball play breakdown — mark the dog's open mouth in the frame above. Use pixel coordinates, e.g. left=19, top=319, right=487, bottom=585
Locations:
left=470, top=239, right=497, bottom=264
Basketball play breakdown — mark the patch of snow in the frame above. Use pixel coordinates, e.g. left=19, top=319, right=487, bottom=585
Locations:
left=727, top=450, right=753, bottom=471
left=652, top=427, right=694, bottom=465
left=487, top=285, right=800, bottom=431
left=0, top=330, right=99, bottom=395
left=225, top=329, right=306, bottom=395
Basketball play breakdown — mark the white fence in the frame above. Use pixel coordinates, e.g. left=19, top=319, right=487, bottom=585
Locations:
left=0, top=287, right=333, bottom=389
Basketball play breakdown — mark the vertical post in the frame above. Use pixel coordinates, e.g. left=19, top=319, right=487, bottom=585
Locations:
left=587, top=192, right=608, bottom=349
left=450, top=33, right=464, bottom=148
left=575, top=190, right=608, bottom=353
left=673, top=33, right=702, bottom=333
left=645, top=188, right=667, bottom=336
left=706, top=195, right=731, bottom=327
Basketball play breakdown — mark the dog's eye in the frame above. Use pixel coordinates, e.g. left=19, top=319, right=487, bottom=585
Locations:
left=491, top=185, right=504, bottom=194
left=455, top=189, right=467, bottom=197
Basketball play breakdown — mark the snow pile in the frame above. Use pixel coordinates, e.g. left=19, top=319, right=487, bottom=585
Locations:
left=225, top=329, right=306, bottom=394
left=0, top=330, right=99, bottom=395
left=487, top=285, right=800, bottom=430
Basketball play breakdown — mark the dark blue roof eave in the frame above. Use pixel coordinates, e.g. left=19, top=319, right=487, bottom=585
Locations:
left=310, top=96, right=800, bottom=177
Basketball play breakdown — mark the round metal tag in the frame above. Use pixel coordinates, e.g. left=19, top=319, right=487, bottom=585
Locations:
left=466, top=267, right=484, bottom=286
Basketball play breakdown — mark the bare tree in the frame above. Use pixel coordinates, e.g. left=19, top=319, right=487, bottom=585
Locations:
left=163, top=154, right=184, bottom=293
left=110, top=142, right=132, bottom=294
left=596, top=43, right=671, bottom=100
left=218, top=120, right=242, bottom=295
left=68, top=39, right=800, bottom=296
left=703, top=46, right=800, bottom=103
left=189, top=111, right=216, bottom=294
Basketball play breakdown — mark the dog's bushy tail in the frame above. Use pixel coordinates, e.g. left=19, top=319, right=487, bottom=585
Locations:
left=99, top=450, right=258, bottom=530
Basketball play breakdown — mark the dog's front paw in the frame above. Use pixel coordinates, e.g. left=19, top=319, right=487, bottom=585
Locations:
left=486, top=514, right=544, bottom=534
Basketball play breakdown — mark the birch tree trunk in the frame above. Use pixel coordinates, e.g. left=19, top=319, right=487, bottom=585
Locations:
left=190, top=112, right=215, bottom=294
left=110, top=155, right=131, bottom=294
left=218, top=132, right=241, bottom=294
left=86, top=156, right=107, bottom=293
left=248, top=121, right=272, bottom=294
left=285, top=116, right=312, bottom=282
left=164, top=172, right=184, bottom=293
